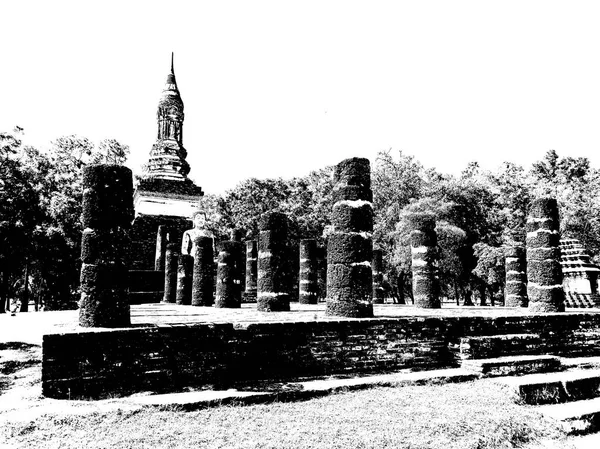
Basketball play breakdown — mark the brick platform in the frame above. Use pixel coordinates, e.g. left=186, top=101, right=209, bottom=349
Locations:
left=38, top=303, right=600, bottom=399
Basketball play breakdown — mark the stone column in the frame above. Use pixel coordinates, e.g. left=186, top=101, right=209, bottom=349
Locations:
left=372, top=249, right=385, bottom=304
left=299, top=239, right=319, bottom=304
left=191, top=236, right=214, bottom=307
left=326, top=157, right=374, bottom=318
left=215, top=241, right=243, bottom=308
left=257, top=212, right=290, bottom=311
left=526, top=197, right=565, bottom=312
left=154, top=225, right=169, bottom=271
left=79, top=164, right=133, bottom=327
left=317, top=246, right=327, bottom=302
left=163, top=243, right=179, bottom=303
left=230, top=229, right=246, bottom=297
left=505, top=244, right=528, bottom=307
left=243, top=240, right=258, bottom=302
left=409, top=213, right=440, bottom=308
left=175, top=254, right=193, bottom=305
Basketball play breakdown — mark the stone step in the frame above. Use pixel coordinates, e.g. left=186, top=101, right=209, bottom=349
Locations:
left=536, top=397, right=600, bottom=435
left=129, top=292, right=163, bottom=304
left=494, top=368, right=600, bottom=405
left=561, top=356, right=600, bottom=370
left=459, top=333, right=542, bottom=360
left=461, top=354, right=561, bottom=377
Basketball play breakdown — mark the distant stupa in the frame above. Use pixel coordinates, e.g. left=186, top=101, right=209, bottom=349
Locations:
left=131, top=53, right=203, bottom=270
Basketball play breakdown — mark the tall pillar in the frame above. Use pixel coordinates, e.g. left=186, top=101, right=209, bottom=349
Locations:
left=163, top=243, right=178, bottom=303
left=326, top=157, right=374, bottom=318
left=154, top=225, right=169, bottom=271
left=244, top=240, right=258, bottom=302
left=79, top=164, right=133, bottom=327
left=230, top=229, right=246, bottom=297
left=372, top=249, right=385, bottom=304
left=257, top=212, right=290, bottom=311
left=191, top=236, right=214, bottom=306
left=175, top=254, right=193, bottom=305
left=505, top=244, right=528, bottom=307
left=215, top=241, right=243, bottom=308
left=526, top=197, right=565, bottom=312
left=316, top=246, right=327, bottom=302
left=409, top=213, right=440, bottom=308
left=299, top=239, right=318, bottom=304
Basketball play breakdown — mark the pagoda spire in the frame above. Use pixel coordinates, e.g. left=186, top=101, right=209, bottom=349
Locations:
left=171, top=52, right=174, bottom=75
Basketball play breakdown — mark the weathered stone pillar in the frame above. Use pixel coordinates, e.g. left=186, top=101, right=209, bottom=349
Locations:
left=175, top=254, right=193, bottom=305
left=79, top=165, right=133, bottom=327
left=409, top=213, right=440, bottom=308
left=215, top=241, right=243, bottom=308
left=326, top=157, right=374, bottom=318
left=191, top=236, right=214, bottom=306
left=163, top=243, right=179, bottom=303
left=230, top=229, right=246, bottom=297
left=527, top=198, right=565, bottom=312
left=505, top=244, right=528, bottom=307
left=243, top=240, right=258, bottom=302
left=257, top=212, right=290, bottom=311
left=299, top=239, right=319, bottom=304
left=154, top=225, right=169, bottom=271
left=317, top=246, right=327, bottom=302
left=372, top=249, right=385, bottom=304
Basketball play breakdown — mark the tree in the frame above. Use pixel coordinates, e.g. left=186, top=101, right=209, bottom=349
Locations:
left=0, top=129, right=44, bottom=312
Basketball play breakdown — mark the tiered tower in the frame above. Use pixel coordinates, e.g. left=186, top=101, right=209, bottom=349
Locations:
left=131, top=53, right=204, bottom=270
left=560, top=238, right=600, bottom=308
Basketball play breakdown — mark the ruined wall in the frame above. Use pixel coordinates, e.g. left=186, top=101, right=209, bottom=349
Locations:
left=42, top=312, right=600, bottom=399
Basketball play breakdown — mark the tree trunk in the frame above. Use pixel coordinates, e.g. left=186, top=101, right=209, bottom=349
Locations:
left=462, top=288, right=474, bottom=306
left=20, top=262, right=29, bottom=312
left=454, top=283, right=460, bottom=306
left=0, top=269, right=5, bottom=313
left=396, top=271, right=406, bottom=305
left=479, top=284, right=487, bottom=306
left=489, top=285, right=495, bottom=307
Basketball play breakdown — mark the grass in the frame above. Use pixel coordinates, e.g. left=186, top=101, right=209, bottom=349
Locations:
left=0, top=340, right=581, bottom=449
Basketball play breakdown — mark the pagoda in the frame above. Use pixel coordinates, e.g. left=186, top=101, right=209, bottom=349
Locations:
left=131, top=53, right=204, bottom=269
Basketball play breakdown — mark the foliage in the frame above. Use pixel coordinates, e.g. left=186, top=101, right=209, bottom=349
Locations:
left=0, top=130, right=131, bottom=311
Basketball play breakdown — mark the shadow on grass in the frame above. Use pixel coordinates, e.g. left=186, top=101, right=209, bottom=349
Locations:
left=0, top=342, right=40, bottom=351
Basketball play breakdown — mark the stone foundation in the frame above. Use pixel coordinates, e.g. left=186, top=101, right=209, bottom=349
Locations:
left=42, top=310, right=600, bottom=399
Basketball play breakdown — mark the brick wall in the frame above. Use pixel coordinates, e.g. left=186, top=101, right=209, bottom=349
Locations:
left=42, top=313, right=600, bottom=399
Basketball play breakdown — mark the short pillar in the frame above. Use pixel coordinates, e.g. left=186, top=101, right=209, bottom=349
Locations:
left=191, top=236, right=214, bottom=306
left=409, top=213, right=440, bottom=308
left=257, top=212, right=290, bottom=311
left=215, top=241, right=243, bottom=308
left=326, top=157, right=374, bottom=318
left=526, top=197, right=565, bottom=312
left=372, top=249, right=385, bottom=304
left=155, top=225, right=169, bottom=271
left=79, top=164, right=133, bottom=327
left=243, top=240, right=258, bottom=302
left=175, top=254, right=193, bottom=305
left=163, top=243, right=179, bottom=303
left=299, top=239, right=318, bottom=304
left=505, top=245, right=528, bottom=307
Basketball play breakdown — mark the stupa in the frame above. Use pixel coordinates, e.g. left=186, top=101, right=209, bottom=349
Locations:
left=131, top=53, right=204, bottom=269
left=560, top=238, right=600, bottom=308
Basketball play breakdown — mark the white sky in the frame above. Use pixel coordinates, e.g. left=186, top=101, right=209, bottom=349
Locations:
left=2, top=1, right=600, bottom=194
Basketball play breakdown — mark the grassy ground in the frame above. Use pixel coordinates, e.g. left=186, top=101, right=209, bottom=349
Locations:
left=1, top=342, right=580, bottom=449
